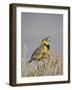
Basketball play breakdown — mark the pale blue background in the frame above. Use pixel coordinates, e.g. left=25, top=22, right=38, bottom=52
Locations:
left=21, top=12, right=63, bottom=61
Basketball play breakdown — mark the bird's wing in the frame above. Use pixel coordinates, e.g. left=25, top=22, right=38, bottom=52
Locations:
left=31, top=45, right=44, bottom=59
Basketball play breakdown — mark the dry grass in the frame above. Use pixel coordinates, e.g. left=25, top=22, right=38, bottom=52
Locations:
left=21, top=49, right=63, bottom=77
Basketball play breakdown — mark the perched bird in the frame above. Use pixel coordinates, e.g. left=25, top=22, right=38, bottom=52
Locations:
left=29, top=37, right=50, bottom=63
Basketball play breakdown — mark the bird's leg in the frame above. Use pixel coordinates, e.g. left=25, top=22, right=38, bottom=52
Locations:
left=48, top=54, right=50, bottom=61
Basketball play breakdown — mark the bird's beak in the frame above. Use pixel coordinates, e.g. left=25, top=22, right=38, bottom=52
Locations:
left=46, top=36, right=50, bottom=40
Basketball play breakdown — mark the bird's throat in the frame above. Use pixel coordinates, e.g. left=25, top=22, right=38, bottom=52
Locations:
left=44, top=43, right=50, bottom=50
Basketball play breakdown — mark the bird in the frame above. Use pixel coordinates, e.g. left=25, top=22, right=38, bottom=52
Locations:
left=28, top=37, right=50, bottom=63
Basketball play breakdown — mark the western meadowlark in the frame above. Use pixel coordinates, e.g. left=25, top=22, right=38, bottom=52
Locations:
left=29, top=37, right=50, bottom=63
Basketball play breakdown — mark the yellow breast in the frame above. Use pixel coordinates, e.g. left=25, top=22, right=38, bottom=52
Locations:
left=43, top=46, right=48, bottom=52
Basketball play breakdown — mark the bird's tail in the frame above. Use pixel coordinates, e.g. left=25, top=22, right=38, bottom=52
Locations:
left=28, top=59, right=34, bottom=63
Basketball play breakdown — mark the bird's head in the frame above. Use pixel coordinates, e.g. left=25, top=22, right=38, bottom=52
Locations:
left=41, top=36, right=50, bottom=46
